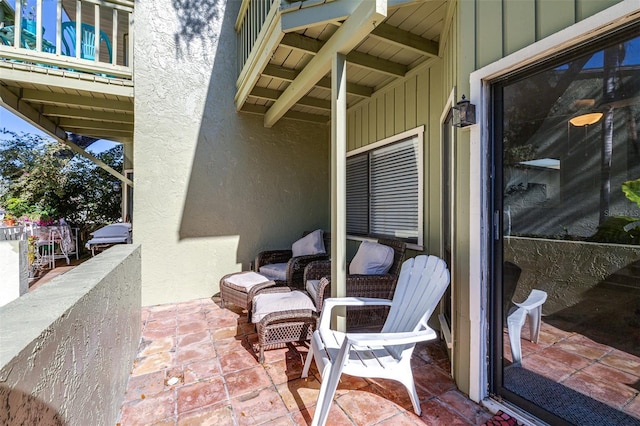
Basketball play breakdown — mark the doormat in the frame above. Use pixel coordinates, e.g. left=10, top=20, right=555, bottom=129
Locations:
left=481, top=410, right=523, bottom=426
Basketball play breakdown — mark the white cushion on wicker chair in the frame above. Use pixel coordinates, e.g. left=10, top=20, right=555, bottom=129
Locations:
left=349, top=241, right=394, bottom=275
left=259, top=262, right=288, bottom=281
left=292, top=229, right=326, bottom=257
left=252, top=290, right=316, bottom=323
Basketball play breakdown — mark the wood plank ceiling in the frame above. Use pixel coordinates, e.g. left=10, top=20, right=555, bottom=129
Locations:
left=237, top=0, right=451, bottom=126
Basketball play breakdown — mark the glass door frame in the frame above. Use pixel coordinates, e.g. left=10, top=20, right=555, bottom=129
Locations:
left=466, top=0, right=640, bottom=409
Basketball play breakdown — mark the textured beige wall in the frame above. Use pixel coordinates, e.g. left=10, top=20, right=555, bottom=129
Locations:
left=0, top=244, right=141, bottom=425
left=505, top=237, right=640, bottom=314
left=134, top=0, right=330, bottom=305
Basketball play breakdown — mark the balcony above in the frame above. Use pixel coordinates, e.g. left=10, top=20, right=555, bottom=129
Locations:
left=0, top=0, right=134, bottom=143
left=235, top=0, right=450, bottom=128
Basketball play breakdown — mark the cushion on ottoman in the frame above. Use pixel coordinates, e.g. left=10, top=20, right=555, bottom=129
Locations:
left=223, top=271, right=274, bottom=292
left=252, top=290, right=316, bottom=323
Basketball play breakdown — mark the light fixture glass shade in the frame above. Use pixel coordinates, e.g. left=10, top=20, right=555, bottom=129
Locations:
left=569, top=112, right=603, bottom=127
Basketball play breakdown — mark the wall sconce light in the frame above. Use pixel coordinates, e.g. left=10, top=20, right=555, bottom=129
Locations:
left=452, top=94, right=476, bottom=128
left=569, top=112, right=603, bottom=127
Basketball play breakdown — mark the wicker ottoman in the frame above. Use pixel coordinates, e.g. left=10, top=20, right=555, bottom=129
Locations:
left=219, top=271, right=276, bottom=312
left=252, top=289, right=318, bottom=363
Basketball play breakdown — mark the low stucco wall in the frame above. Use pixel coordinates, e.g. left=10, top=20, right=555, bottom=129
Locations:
left=505, top=237, right=640, bottom=314
left=0, top=240, right=28, bottom=307
left=0, top=244, right=141, bottom=425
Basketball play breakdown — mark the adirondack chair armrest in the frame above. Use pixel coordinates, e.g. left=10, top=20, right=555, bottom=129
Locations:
left=319, top=297, right=392, bottom=328
left=345, top=328, right=438, bottom=347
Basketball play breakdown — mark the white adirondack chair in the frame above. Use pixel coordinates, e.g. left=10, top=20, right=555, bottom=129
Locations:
left=301, top=255, right=450, bottom=426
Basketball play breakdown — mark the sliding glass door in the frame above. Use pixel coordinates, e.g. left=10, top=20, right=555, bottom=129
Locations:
left=491, top=23, right=640, bottom=425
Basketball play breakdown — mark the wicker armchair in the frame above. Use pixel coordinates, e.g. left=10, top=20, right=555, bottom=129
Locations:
left=219, top=231, right=330, bottom=313
left=303, top=238, right=406, bottom=330
left=254, top=230, right=331, bottom=291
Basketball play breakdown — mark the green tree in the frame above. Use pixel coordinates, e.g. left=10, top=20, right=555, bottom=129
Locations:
left=0, top=130, right=123, bottom=230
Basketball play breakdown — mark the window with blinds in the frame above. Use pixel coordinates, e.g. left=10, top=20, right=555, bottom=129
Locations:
left=346, top=127, right=423, bottom=247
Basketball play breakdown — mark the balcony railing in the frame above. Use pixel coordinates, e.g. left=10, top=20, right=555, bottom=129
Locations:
left=235, top=0, right=278, bottom=78
left=0, top=0, right=133, bottom=79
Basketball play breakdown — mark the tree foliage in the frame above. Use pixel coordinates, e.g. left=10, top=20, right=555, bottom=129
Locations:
left=0, top=130, right=123, bottom=230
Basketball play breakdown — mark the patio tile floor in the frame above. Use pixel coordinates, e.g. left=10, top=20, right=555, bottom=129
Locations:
left=117, top=297, right=494, bottom=426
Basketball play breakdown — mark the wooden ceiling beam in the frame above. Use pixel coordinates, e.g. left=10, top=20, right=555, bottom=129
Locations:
left=369, top=23, right=438, bottom=57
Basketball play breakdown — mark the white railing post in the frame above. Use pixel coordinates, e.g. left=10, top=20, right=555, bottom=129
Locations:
left=75, top=0, right=81, bottom=59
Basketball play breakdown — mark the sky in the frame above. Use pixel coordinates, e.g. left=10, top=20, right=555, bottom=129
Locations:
left=1, top=107, right=120, bottom=155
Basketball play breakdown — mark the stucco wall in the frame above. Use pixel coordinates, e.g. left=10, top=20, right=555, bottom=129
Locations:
left=0, top=244, right=141, bottom=425
left=134, top=0, right=330, bottom=306
left=505, top=237, right=640, bottom=314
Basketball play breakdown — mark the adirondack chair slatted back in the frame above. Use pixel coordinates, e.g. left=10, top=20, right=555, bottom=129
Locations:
left=382, top=256, right=450, bottom=354
left=61, top=21, right=112, bottom=62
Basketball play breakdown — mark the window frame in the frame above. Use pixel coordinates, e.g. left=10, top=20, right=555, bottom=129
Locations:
left=346, top=125, right=424, bottom=250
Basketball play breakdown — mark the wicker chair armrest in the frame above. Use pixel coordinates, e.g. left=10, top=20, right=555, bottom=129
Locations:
left=247, top=281, right=287, bottom=299
left=286, top=253, right=330, bottom=290
left=304, top=259, right=332, bottom=281
left=255, top=249, right=293, bottom=270
left=321, top=273, right=398, bottom=302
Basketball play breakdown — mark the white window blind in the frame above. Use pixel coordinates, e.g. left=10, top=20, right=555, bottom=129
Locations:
left=346, top=128, right=423, bottom=246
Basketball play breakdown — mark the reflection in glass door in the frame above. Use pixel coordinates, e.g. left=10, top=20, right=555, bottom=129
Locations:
left=491, top=24, right=640, bottom=425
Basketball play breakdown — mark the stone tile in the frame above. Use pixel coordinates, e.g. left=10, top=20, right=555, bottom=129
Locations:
left=174, top=342, right=216, bottom=365
left=535, top=345, right=592, bottom=370
left=367, top=378, right=425, bottom=411
left=437, top=390, right=493, bottom=425
left=145, top=317, right=178, bottom=332
left=119, top=391, right=176, bottom=426
left=177, top=318, right=210, bottom=335
left=335, top=386, right=402, bottom=424
left=177, top=376, right=227, bottom=414
left=132, top=352, right=175, bottom=377
left=291, top=404, right=353, bottom=425
left=559, top=335, right=612, bottom=359
left=177, top=330, right=212, bottom=348
left=264, top=357, right=306, bottom=385
left=148, top=308, right=178, bottom=321
left=624, top=396, right=640, bottom=419
left=183, top=358, right=222, bottom=384
left=225, top=366, right=273, bottom=398
left=214, top=336, right=251, bottom=355
left=176, top=403, right=234, bottom=426
left=208, top=315, right=240, bottom=330
left=219, top=349, right=258, bottom=374
left=147, top=303, right=178, bottom=313
left=375, top=412, right=423, bottom=425
left=143, top=327, right=177, bottom=340
left=124, top=370, right=166, bottom=402
left=524, top=353, right=576, bottom=382
left=412, top=358, right=457, bottom=396
left=230, top=386, right=289, bottom=426
left=416, top=398, right=474, bottom=425
left=582, top=361, right=639, bottom=389
left=600, top=350, right=640, bottom=377
left=139, top=337, right=175, bottom=357
left=176, top=299, right=206, bottom=314
left=212, top=324, right=241, bottom=340
left=563, top=371, right=637, bottom=408
left=275, top=376, right=321, bottom=411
